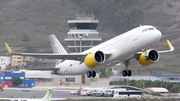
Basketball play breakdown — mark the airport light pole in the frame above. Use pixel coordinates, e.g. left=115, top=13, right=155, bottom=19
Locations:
left=79, top=35, right=82, bottom=88
left=80, top=35, right=82, bottom=53
left=143, top=80, right=144, bottom=96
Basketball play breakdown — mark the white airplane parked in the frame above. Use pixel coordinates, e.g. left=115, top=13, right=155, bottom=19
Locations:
left=5, top=25, right=174, bottom=78
left=0, top=87, right=53, bottom=101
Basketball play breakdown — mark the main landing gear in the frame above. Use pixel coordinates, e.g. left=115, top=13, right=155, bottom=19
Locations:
left=122, top=70, right=131, bottom=77
left=122, top=60, right=132, bottom=77
left=87, top=71, right=96, bottom=78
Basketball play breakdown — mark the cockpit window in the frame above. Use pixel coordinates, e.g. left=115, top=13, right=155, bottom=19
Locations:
left=149, top=28, right=154, bottom=30
left=142, top=27, right=155, bottom=32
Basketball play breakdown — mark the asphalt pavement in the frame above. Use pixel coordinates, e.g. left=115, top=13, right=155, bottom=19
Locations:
left=0, top=89, right=93, bottom=99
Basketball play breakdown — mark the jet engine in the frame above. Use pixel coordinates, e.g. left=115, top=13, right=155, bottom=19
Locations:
left=138, top=49, right=159, bottom=66
left=84, top=51, right=105, bottom=68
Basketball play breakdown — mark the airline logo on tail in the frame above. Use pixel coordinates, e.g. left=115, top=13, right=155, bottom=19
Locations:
left=42, top=87, right=53, bottom=101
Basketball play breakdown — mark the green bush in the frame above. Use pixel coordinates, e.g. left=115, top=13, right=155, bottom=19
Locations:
left=167, top=2, right=173, bottom=7
left=175, top=24, right=180, bottom=29
left=150, top=92, right=161, bottom=96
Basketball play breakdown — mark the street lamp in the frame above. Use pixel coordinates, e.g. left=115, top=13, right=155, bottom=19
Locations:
left=79, top=35, right=82, bottom=53
left=79, top=35, right=82, bottom=88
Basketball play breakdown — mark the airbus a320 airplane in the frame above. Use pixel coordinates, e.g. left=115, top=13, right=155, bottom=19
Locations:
left=5, top=25, right=174, bottom=78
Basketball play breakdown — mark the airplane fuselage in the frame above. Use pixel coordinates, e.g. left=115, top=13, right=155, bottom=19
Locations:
left=55, top=25, right=162, bottom=75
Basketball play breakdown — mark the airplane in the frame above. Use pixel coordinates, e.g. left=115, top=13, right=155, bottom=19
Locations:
left=5, top=25, right=174, bottom=78
left=0, top=87, right=53, bottom=101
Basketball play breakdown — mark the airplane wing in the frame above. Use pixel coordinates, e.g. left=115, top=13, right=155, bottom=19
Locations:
left=157, top=40, right=174, bottom=53
left=27, top=68, right=59, bottom=70
left=5, top=43, right=112, bottom=61
left=135, top=40, right=174, bottom=55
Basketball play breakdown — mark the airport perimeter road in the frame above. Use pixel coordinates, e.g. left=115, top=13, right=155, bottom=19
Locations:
left=0, top=89, right=92, bottom=99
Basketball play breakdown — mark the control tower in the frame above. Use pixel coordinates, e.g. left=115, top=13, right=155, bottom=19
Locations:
left=64, top=14, right=102, bottom=85
left=65, top=14, right=102, bottom=53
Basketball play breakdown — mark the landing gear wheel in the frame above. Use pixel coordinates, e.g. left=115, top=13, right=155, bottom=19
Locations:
left=87, top=71, right=92, bottom=78
left=92, top=71, right=96, bottom=78
left=127, top=70, right=132, bottom=76
left=122, top=70, right=127, bottom=77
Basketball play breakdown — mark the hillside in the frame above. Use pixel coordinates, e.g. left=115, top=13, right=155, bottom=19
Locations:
left=0, top=0, right=180, bottom=74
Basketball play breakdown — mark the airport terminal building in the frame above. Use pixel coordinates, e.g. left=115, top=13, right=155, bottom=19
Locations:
left=0, top=71, right=35, bottom=88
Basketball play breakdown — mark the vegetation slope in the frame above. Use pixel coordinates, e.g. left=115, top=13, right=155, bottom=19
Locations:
left=0, top=0, right=180, bottom=74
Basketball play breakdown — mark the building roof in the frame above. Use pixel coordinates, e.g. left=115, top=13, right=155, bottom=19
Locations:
left=15, top=69, right=51, bottom=78
left=144, top=87, right=169, bottom=93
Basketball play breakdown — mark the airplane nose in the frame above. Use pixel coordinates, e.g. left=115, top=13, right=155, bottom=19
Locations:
left=151, top=29, right=162, bottom=43
left=156, top=30, right=162, bottom=41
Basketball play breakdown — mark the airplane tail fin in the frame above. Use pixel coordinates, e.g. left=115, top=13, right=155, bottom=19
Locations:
left=42, top=87, right=53, bottom=101
left=49, top=34, right=68, bottom=65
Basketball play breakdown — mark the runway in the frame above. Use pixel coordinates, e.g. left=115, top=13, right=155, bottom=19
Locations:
left=0, top=89, right=93, bottom=99
left=1, top=88, right=180, bottom=100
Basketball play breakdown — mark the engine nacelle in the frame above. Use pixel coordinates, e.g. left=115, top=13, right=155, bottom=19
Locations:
left=84, top=51, right=105, bottom=68
left=138, top=49, right=159, bottom=66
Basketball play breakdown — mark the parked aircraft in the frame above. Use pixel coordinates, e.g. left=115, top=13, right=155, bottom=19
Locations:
left=5, top=25, right=174, bottom=78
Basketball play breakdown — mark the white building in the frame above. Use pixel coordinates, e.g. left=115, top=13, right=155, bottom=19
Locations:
left=0, top=56, right=11, bottom=70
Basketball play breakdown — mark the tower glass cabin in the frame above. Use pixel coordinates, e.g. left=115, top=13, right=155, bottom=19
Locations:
left=65, top=14, right=102, bottom=53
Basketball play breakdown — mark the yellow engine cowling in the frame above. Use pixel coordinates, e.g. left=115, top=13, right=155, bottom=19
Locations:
left=138, top=49, right=159, bottom=66
left=84, top=51, right=105, bottom=68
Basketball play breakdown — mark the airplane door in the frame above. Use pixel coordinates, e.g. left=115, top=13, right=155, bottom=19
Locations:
left=133, top=32, right=137, bottom=41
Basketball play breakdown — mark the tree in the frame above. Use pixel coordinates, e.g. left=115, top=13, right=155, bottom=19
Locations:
left=137, top=67, right=141, bottom=74
left=105, top=69, right=114, bottom=77
left=22, top=34, right=29, bottom=42
left=146, top=67, right=149, bottom=73
left=170, top=84, right=180, bottom=93
left=12, top=77, right=23, bottom=87
left=99, top=69, right=107, bottom=78
left=25, top=45, right=35, bottom=52
left=130, top=7, right=143, bottom=27
left=149, top=68, right=153, bottom=74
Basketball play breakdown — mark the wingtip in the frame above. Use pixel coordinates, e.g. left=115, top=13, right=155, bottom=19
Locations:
left=5, top=42, right=12, bottom=54
left=167, top=40, right=174, bottom=51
